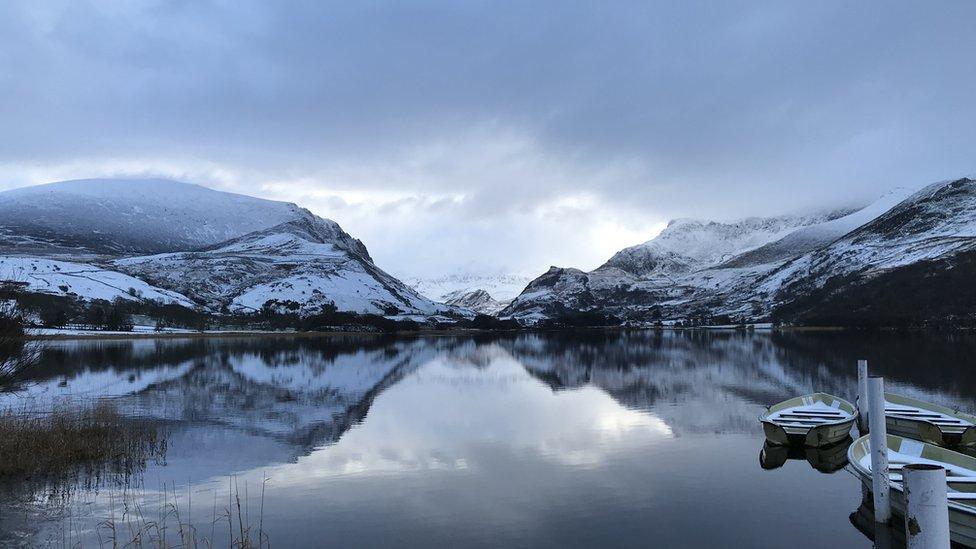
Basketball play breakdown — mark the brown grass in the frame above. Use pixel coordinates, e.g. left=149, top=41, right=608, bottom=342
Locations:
left=0, top=403, right=272, bottom=547
left=0, top=401, right=166, bottom=484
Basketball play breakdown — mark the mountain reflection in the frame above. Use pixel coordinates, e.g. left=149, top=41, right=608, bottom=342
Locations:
left=8, top=331, right=976, bottom=461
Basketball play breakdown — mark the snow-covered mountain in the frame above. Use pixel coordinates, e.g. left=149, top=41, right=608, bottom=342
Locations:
left=114, top=213, right=451, bottom=317
left=722, top=187, right=916, bottom=268
left=503, top=177, right=974, bottom=326
left=441, top=289, right=507, bottom=315
left=766, top=178, right=976, bottom=323
left=0, top=256, right=195, bottom=306
left=600, top=212, right=848, bottom=280
left=0, top=178, right=454, bottom=319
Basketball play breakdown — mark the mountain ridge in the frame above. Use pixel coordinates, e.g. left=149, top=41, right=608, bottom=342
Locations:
left=503, top=177, right=976, bottom=326
left=0, top=178, right=454, bottom=320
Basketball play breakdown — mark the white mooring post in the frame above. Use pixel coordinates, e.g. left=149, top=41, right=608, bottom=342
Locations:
left=858, top=359, right=869, bottom=433
left=904, top=463, right=950, bottom=548
left=868, top=376, right=891, bottom=523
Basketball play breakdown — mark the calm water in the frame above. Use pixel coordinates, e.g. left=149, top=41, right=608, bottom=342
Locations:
left=4, top=330, right=976, bottom=547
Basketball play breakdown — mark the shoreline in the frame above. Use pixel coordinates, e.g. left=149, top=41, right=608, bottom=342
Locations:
left=27, top=324, right=960, bottom=341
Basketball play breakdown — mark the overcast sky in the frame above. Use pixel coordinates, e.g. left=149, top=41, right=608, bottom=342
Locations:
left=1, top=1, right=974, bottom=278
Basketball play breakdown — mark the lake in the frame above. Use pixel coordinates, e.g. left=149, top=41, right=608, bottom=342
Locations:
left=4, top=330, right=976, bottom=547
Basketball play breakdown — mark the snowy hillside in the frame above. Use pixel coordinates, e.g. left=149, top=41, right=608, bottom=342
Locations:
left=0, top=256, right=195, bottom=306
left=503, top=178, right=976, bottom=325
left=767, top=178, right=976, bottom=299
left=0, top=178, right=454, bottom=321
left=501, top=213, right=843, bottom=322
left=441, top=289, right=507, bottom=315
left=600, top=212, right=847, bottom=279
left=723, top=187, right=917, bottom=268
left=114, top=215, right=453, bottom=317
left=0, top=178, right=310, bottom=255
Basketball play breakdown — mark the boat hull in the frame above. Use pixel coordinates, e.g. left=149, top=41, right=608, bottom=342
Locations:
left=886, top=415, right=951, bottom=447
left=761, top=418, right=855, bottom=447
left=885, top=417, right=976, bottom=449
left=885, top=392, right=976, bottom=450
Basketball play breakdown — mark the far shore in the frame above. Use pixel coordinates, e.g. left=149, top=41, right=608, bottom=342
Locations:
left=29, top=323, right=963, bottom=341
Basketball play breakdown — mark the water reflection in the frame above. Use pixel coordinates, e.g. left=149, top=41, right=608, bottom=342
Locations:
left=2, top=331, right=975, bottom=547
left=849, top=491, right=904, bottom=549
left=759, top=438, right=851, bottom=473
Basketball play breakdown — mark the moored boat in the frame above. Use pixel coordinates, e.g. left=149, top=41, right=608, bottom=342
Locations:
left=848, top=433, right=976, bottom=547
left=885, top=392, right=976, bottom=449
left=759, top=393, right=857, bottom=447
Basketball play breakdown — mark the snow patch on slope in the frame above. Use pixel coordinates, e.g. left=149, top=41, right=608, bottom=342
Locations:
left=723, top=187, right=919, bottom=267
left=600, top=212, right=847, bottom=278
left=0, top=256, right=195, bottom=306
left=115, top=220, right=451, bottom=317
left=441, top=289, right=507, bottom=315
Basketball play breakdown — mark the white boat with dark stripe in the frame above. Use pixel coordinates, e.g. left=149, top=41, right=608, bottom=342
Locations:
left=759, top=393, right=857, bottom=447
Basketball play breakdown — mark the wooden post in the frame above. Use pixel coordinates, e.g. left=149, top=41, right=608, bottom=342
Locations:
left=858, top=359, right=869, bottom=433
left=869, top=376, right=891, bottom=523
left=904, top=464, right=950, bottom=548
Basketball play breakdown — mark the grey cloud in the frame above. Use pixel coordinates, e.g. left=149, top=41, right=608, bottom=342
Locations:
left=1, top=1, right=974, bottom=275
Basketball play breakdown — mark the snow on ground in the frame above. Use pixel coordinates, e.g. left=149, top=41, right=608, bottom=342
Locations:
left=30, top=325, right=283, bottom=337
left=230, top=268, right=433, bottom=315
left=506, top=179, right=976, bottom=323
left=117, top=226, right=450, bottom=317
left=0, top=256, right=195, bottom=306
left=601, top=212, right=846, bottom=277
left=724, top=186, right=920, bottom=268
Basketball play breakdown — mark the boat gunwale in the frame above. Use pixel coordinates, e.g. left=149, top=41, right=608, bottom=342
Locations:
left=885, top=392, right=976, bottom=422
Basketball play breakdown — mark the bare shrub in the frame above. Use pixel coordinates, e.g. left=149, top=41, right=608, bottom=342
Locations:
left=0, top=302, right=38, bottom=386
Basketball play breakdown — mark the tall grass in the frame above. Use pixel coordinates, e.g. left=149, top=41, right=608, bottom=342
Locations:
left=0, top=402, right=272, bottom=547
left=0, top=401, right=166, bottom=494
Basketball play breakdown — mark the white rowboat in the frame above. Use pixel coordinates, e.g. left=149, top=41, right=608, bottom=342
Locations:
left=885, top=392, right=976, bottom=449
left=759, top=393, right=857, bottom=447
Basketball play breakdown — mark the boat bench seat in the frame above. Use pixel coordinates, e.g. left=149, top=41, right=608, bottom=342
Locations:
left=767, top=402, right=851, bottom=425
